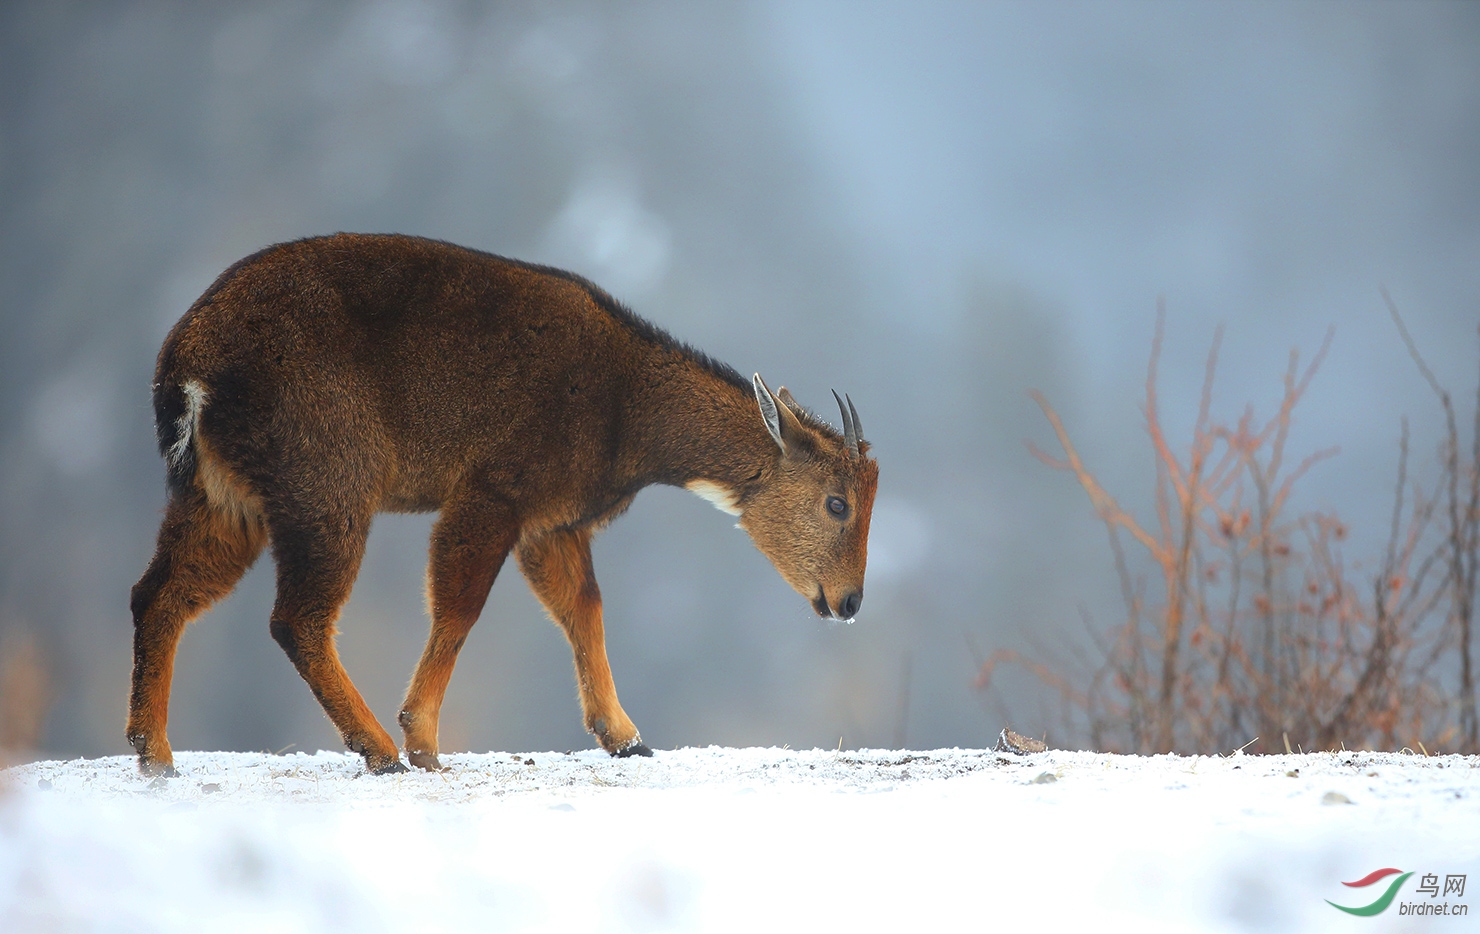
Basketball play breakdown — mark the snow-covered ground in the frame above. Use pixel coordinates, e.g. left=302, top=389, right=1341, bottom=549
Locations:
left=2, top=746, right=1477, bottom=932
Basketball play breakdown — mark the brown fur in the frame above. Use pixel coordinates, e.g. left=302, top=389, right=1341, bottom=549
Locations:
left=128, top=233, right=878, bottom=775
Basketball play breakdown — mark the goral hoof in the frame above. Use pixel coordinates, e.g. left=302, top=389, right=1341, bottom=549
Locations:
left=129, top=733, right=178, bottom=777
left=407, top=750, right=444, bottom=771
left=139, top=759, right=179, bottom=779
left=613, top=742, right=653, bottom=758
left=369, top=757, right=409, bottom=775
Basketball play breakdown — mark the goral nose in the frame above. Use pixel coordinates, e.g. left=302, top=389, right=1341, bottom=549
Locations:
left=838, top=591, right=862, bottom=619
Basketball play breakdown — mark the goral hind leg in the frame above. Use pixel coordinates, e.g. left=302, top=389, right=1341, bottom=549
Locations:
left=128, top=490, right=266, bottom=776
left=267, top=511, right=405, bottom=774
left=517, top=527, right=651, bottom=757
left=398, top=495, right=518, bottom=770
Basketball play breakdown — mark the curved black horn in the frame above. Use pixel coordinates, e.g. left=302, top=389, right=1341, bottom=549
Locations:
left=833, top=390, right=859, bottom=457
left=847, top=394, right=862, bottom=446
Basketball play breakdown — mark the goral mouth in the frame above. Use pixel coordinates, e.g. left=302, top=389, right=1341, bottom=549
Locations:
left=811, top=587, right=832, bottom=619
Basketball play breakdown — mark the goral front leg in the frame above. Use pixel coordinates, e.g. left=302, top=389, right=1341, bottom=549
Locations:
left=517, top=528, right=652, bottom=758
left=399, top=493, right=519, bottom=771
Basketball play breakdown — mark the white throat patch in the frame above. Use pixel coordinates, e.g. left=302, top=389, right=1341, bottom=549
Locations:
left=686, top=479, right=742, bottom=516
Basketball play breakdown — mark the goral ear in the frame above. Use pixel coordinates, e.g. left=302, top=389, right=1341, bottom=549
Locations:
left=752, top=374, right=808, bottom=455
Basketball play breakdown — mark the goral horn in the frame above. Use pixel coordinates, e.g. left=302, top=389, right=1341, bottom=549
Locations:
left=833, top=390, right=859, bottom=457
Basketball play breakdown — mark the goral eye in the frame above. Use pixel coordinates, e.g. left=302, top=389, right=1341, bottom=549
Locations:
left=826, top=496, right=849, bottom=519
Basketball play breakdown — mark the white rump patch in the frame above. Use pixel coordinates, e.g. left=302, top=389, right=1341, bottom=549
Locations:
left=167, top=380, right=207, bottom=469
left=686, top=479, right=741, bottom=516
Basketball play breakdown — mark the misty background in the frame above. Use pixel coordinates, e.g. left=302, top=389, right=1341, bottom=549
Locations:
left=3, top=1, right=1478, bottom=760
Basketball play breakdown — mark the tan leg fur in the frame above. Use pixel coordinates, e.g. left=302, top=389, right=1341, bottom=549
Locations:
left=398, top=496, right=518, bottom=770
left=517, top=527, right=648, bottom=755
left=127, top=492, right=266, bottom=775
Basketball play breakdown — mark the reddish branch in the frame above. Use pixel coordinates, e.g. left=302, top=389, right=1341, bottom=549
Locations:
left=982, top=305, right=1468, bottom=755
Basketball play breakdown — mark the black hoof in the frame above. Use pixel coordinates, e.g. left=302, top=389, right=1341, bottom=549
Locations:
left=129, top=734, right=178, bottom=778
left=614, top=742, right=653, bottom=758
left=142, top=763, right=179, bottom=780
left=370, top=758, right=409, bottom=775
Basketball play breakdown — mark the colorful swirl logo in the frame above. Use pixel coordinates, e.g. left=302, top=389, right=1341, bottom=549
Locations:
left=1327, top=868, right=1414, bottom=917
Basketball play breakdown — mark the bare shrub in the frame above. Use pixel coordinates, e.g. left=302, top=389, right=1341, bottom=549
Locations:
left=978, top=303, right=1475, bottom=754
left=1384, top=290, right=1479, bottom=751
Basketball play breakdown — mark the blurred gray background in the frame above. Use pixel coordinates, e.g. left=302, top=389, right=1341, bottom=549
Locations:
left=3, top=1, right=1478, bottom=759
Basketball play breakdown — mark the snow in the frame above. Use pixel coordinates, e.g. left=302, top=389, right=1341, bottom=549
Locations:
left=2, top=746, right=1477, bottom=932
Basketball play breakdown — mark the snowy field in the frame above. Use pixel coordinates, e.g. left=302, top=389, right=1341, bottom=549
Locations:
left=2, top=745, right=1477, bottom=932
